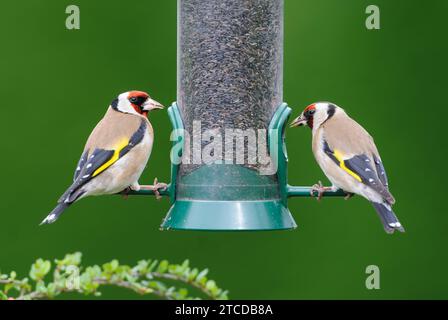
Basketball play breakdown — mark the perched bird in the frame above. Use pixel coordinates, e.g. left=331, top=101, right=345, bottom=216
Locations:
left=290, top=102, right=404, bottom=234
left=41, top=91, right=166, bottom=225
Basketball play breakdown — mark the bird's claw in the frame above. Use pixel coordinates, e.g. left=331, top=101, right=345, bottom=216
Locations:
left=344, top=192, right=354, bottom=200
left=121, top=178, right=167, bottom=200
left=152, top=178, right=167, bottom=200
left=310, top=181, right=332, bottom=201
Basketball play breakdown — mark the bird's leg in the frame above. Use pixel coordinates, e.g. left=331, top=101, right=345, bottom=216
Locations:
left=120, top=187, right=131, bottom=200
left=120, top=182, right=141, bottom=199
left=310, top=181, right=333, bottom=201
left=344, top=192, right=354, bottom=200
left=130, top=181, right=141, bottom=191
left=140, top=178, right=168, bottom=200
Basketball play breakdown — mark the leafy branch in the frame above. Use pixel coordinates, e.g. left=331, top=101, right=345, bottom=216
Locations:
left=0, top=253, right=228, bottom=300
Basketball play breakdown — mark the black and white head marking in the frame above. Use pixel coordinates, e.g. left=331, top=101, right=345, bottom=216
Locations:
left=310, top=102, right=341, bottom=130
left=110, top=92, right=146, bottom=116
left=326, top=103, right=336, bottom=119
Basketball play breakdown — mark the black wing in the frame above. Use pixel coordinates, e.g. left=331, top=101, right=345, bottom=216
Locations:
left=372, top=154, right=389, bottom=188
left=59, top=148, right=115, bottom=204
left=323, top=140, right=394, bottom=204
left=73, top=150, right=89, bottom=181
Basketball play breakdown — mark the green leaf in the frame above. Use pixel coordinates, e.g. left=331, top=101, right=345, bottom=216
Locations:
left=80, top=271, right=99, bottom=294
left=182, top=259, right=189, bottom=267
left=87, top=265, right=102, bottom=278
left=218, top=290, right=229, bottom=300
left=102, top=259, right=119, bottom=275
left=133, top=260, right=148, bottom=275
left=156, top=260, right=169, bottom=274
left=147, top=281, right=167, bottom=292
left=206, top=280, right=216, bottom=291
left=179, top=259, right=189, bottom=273
left=177, top=288, right=188, bottom=299
left=80, top=265, right=102, bottom=294
left=0, top=291, right=8, bottom=300
left=110, top=260, right=119, bottom=271
left=147, top=260, right=159, bottom=273
left=55, top=252, right=82, bottom=268
left=4, top=283, right=14, bottom=293
left=29, top=259, right=51, bottom=281
left=196, top=268, right=209, bottom=283
left=188, top=268, right=199, bottom=281
left=35, top=281, right=47, bottom=294
left=47, top=283, right=57, bottom=299
left=166, top=286, right=175, bottom=296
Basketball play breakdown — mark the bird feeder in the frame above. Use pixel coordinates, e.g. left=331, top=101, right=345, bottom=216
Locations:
left=128, top=0, right=345, bottom=230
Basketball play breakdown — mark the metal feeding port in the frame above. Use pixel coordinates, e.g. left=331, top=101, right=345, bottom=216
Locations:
left=126, top=0, right=345, bottom=231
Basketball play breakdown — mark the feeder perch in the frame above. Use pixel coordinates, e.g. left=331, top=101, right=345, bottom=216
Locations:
left=125, top=0, right=346, bottom=231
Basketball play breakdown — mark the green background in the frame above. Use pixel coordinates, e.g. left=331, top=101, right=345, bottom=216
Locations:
left=0, top=0, right=446, bottom=299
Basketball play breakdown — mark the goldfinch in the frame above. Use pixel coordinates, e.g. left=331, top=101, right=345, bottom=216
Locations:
left=290, top=102, right=404, bottom=234
left=41, top=91, right=166, bottom=225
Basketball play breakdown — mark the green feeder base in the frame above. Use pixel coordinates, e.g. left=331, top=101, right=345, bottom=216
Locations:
left=161, top=200, right=296, bottom=231
left=160, top=163, right=297, bottom=231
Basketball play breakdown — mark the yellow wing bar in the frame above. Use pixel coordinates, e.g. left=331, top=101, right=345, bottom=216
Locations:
left=92, top=139, right=129, bottom=177
left=333, top=149, right=362, bottom=182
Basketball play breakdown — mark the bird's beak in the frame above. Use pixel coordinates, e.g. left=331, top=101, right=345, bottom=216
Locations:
left=142, top=98, right=164, bottom=111
left=290, top=114, right=307, bottom=128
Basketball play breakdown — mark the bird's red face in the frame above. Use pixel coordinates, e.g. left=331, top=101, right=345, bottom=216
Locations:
left=128, top=91, right=150, bottom=117
left=127, top=90, right=164, bottom=117
left=290, top=104, right=316, bottom=129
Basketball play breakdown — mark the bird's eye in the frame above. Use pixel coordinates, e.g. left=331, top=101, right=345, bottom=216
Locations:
left=306, top=109, right=316, bottom=117
left=129, top=97, right=138, bottom=104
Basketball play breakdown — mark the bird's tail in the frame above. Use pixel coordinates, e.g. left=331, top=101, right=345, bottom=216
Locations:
left=371, top=202, right=405, bottom=234
left=40, top=202, right=70, bottom=225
